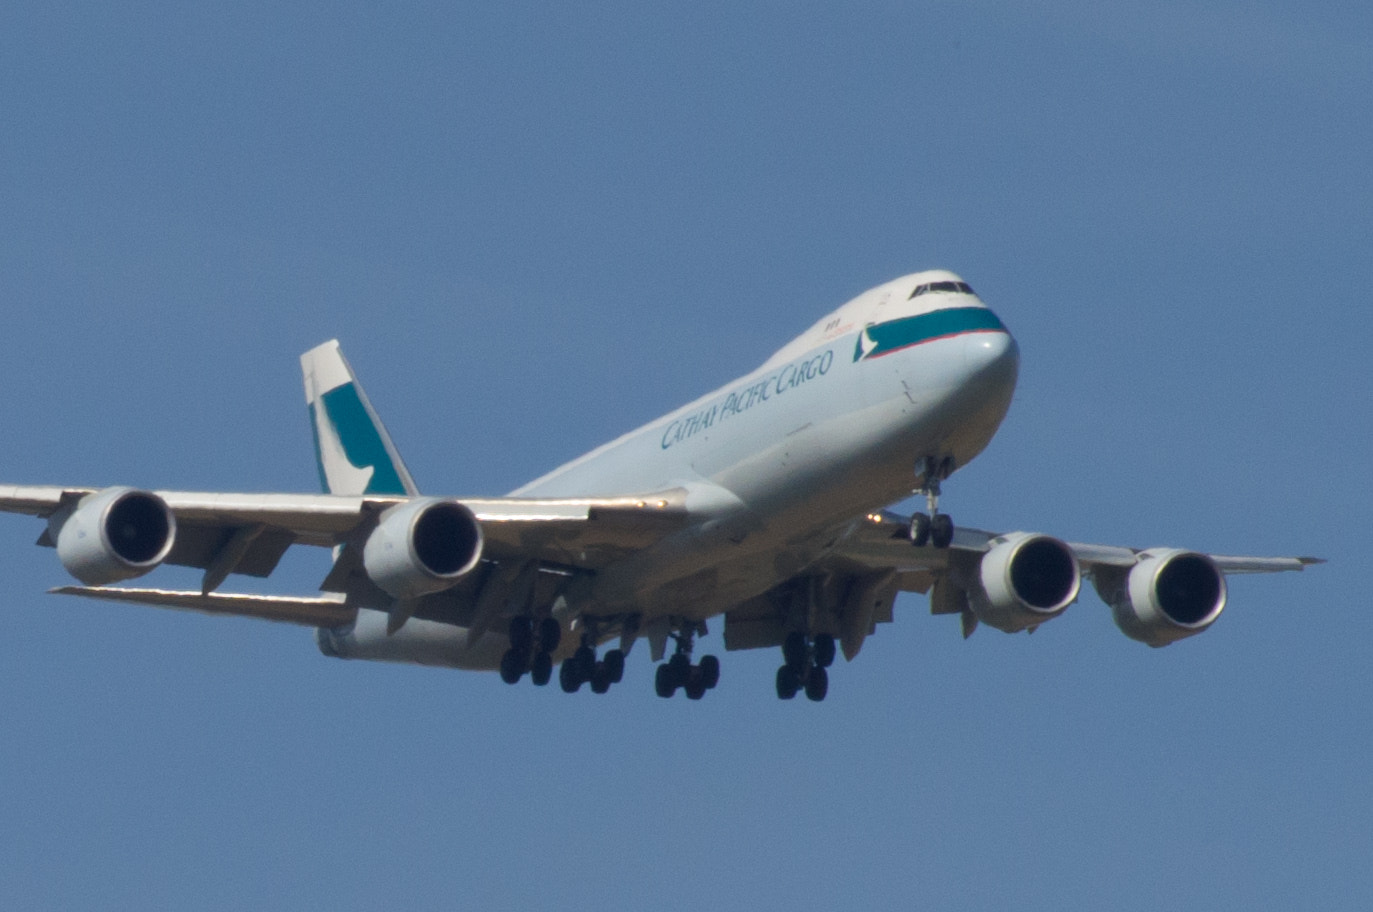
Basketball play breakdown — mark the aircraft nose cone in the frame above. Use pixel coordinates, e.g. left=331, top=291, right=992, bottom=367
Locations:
left=962, top=326, right=1020, bottom=387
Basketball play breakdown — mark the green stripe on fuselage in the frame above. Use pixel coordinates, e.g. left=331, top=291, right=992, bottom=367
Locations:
left=855, top=306, right=1006, bottom=361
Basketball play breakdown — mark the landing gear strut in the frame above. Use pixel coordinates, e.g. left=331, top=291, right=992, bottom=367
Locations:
left=654, top=623, right=720, bottom=700
left=500, top=616, right=562, bottom=686
left=909, top=455, right=955, bottom=549
left=775, top=632, right=835, bottom=702
left=558, top=620, right=625, bottom=695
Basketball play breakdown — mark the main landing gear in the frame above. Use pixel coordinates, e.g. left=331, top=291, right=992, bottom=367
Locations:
left=909, top=455, right=955, bottom=549
left=499, top=616, right=562, bottom=687
left=559, top=621, right=626, bottom=695
left=775, top=631, right=835, bottom=702
left=654, top=624, right=720, bottom=700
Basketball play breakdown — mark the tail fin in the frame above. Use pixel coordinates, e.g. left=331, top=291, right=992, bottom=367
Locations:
left=301, top=340, right=419, bottom=496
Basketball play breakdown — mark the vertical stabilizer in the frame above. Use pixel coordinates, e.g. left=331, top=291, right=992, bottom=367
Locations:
left=301, top=340, right=420, bottom=496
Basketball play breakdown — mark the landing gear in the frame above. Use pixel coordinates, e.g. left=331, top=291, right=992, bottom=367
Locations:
left=775, top=632, right=836, bottom=702
left=909, top=455, right=956, bottom=548
left=558, top=621, right=626, bottom=695
left=654, top=624, right=720, bottom=700
left=499, top=616, right=562, bottom=686
left=530, top=650, right=553, bottom=687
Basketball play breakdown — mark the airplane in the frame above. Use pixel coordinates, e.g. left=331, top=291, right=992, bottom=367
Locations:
left=0, top=270, right=1321, bottom=702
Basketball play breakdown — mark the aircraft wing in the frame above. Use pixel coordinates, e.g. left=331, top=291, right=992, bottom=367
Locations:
left=831, top=509, right=1321, bottom=579
left=754, top=509, right=1322, bottom=658
left=0, top=484, right=690, bottom=623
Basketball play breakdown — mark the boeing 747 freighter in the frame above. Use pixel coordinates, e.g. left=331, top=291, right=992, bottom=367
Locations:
left=0, top=271, right=1320, bottom=701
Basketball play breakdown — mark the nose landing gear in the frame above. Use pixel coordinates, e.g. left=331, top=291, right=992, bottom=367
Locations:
left=909, top=455, right=955, bottom=549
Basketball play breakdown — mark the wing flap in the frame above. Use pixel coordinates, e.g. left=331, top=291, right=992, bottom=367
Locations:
left=51, top=586, right=355, bottom=627
left=0, top=485, right=75, bottom=516
left=165, top=524, right=296, bottom=579
left=1208, top=555, right=1324, bottom=574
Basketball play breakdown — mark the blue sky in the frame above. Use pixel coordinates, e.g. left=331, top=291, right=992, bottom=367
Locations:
left=1, top=2, right=1369, bottom=909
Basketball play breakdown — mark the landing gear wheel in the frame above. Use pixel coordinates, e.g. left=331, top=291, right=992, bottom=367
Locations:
left=499, top=648, right=526, bottom=685
left=590, top=662, right=612, bottom=694
left=603, top=649, right=625, bottom=685
left=909, top=512, right=931, bottom=547
left=667, top=652, right=691, bottom=684
left=685, top=668, right=707, bottom=700
left=530, top=650, right=553, bottom=687
left=813, top=635, right=836, bottom=669
left=698, top=655, right=720, bottom=689
left=804, top=666, right=829, bottom=702
left=573, top=645, right=597, bottom=679
left=783, top=631, right=808, bottom=671
left=560, top=658, right=583, bottom=693
left=930, top=513, right=954, bottom=549
left=655, top=663, right=676, bottom=698
left=776, top=664, right=801, bottom=700
left=537, top=617, right=562, bottom=654
left=508, top=617, right=533, bottom=654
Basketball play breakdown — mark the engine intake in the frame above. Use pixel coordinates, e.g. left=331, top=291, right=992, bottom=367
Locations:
left=971, top=532, right=1081, bottom=633
left=52, top=487, right=176, bottom=585
left=363, top=498, right=484, bottom=600
left=1107, top=549, right=1227, bottom=647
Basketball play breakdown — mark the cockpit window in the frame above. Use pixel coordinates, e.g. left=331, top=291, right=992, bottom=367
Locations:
left=909, top=281, right=975, bottom=299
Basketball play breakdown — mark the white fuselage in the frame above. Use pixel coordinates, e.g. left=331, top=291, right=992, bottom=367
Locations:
left=328, top=271, right=1021, bottom=668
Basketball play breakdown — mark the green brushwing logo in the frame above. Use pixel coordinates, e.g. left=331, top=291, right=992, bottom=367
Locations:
left=308, top=382, right=408, bottom=495
left=854, top=307, right=1006, bottom=361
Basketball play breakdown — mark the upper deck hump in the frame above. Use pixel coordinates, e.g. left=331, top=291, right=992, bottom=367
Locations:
left=760, top=270, right=979, bottom=369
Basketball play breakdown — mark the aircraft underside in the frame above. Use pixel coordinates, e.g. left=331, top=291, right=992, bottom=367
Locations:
left=0, top=271, right=1320, bottom=704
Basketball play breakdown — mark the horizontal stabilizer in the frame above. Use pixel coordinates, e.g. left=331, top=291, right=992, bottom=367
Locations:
left=52, top=586, right=355, bottom=627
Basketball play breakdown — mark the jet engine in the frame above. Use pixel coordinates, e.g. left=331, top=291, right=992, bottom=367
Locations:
left=1101, top=549, right=1227, bottom=647
left=52, top=486, right=176, bottom=586
left=363, top=498, right=484, bottom=600
left=970, top=532, right=1081, bottom=633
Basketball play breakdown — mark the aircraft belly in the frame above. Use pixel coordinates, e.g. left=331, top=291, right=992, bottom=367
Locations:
left=319, top=609, right=505, bottom=671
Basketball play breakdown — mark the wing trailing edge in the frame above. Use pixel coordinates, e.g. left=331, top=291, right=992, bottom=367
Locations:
left=51, top=586, right=355, bottom=627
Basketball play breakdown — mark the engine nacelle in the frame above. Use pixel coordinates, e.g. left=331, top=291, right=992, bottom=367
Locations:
left=971, top=532, right=1081, bottom=633
left=1106, top=549, right=1226, bottom=647
left=363, top=498, right=484, bottom=600
left=51, top=487, right=176, bottom=586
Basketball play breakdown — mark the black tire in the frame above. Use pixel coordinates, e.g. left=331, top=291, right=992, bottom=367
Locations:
left=537, top=616, right=562, bottom=654
left=603, top=649, right=626, bottom=684
left=530, top=650, right=553, bottom=687
left=574, top=645, right=597, bottom=679
left=499, top=648, right=525, bottom=685
left=685, top=670, right=707, bottom=701
left=590, top=663, right=612, bottom=694
left=698, top=655, right=720, bottom=689
left=560, top=659, right=583, bottom=693
left=813, top=634, right=836, bottom=669
left=654, top=663, right=675, bottom=698
left=508, top=617, right=533, bottom=653
left=667, top=652, right=691, bottom=688
left=909, top=512, right=931, bottom=547
left=782, top=631, right=808, bottom=671
left=930, top=513, right=954, bottom=549
left=804, top=665, right=829, bottom=702
left=776, top=664, right=800, bottom=700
